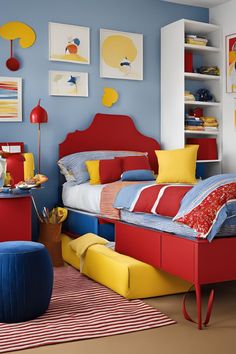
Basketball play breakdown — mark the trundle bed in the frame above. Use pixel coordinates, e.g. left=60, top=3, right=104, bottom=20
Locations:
left=59, top=113, right=236, bottom=329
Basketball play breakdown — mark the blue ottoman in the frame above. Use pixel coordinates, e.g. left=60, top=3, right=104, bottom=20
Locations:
left=0, top=241, right=53, bottom=323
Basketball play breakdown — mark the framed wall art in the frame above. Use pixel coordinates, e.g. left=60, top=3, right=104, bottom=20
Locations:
left=49, top=22, right=90, bottom=64
left=49, top=70, right=88, bottom=97
left=226, top=33, right=236, bottom=93
left=0, top=77, right=22, bottom=122
left=100, top=28, right=143, bottom=80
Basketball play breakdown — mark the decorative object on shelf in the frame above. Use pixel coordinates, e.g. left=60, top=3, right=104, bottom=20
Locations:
left=102, top=87, right=119, bottom=107
left=196, top=66, right=220, bottom=76
left=184, top=51, right=193, bottom=72
left=226, top=33, right=236, bottom=93
left=30, top=99, right=48, bottom=173
left=49, top=22, right=90, bottom=64
left=49, top=70, right=88, bottom=97
left=189, top=107, right=203, bottom=118
left=100, top=28, right=143, bottom=80
left=0, top=21, right=36, bottom=71
left=184, top=90, right=195, bottom=101
left=195, top=88, right=214, bottom=102
left=0, top=77, right=22, bottom=122
left=185, top=34, right=208, bottom=46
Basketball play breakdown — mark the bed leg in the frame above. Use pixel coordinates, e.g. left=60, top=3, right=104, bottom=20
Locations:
left=195, top=283, right=202, bottom=330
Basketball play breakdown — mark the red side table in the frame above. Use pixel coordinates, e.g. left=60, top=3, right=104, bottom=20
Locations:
left=0, top=190, right=32, bottom=241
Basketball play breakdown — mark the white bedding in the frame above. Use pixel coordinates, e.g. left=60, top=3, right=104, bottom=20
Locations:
left=62, top=181, right=106, bottom=214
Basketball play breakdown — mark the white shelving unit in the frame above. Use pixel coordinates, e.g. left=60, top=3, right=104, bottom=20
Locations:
left=161, top=19, right=222, bottom=177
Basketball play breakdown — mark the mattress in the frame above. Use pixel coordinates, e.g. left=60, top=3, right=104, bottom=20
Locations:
left=62, top=181, right=105, bottom=214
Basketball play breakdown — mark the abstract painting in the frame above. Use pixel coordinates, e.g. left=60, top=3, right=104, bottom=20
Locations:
left=49, top=71, right=88, bottom=97
left=0, top=77, right=22, bottom=122
left=49, top=22, right=90, bottom=64
left=100, top=28, right=143, bottom=80
left=226, top=33, right=236, bottom=93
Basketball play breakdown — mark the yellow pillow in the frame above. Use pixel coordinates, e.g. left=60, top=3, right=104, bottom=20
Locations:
left=85, top=160, right=100, bottom=184
left=155, top=145, right=199, bottom=184
left=69, top=233, right=108, bottom=256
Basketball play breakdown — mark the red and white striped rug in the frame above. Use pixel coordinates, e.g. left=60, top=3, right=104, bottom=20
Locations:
left=0, top=266, right=176, bottom=353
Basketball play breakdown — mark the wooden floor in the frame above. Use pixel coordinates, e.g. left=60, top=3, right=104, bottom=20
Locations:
left=11, top=281, right=236, bottom=354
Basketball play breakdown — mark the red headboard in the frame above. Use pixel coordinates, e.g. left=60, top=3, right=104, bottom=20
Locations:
left=59, top=113, right=160, bottom=173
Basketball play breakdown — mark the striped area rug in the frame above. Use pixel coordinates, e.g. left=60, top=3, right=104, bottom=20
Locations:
left=0, top=266, right=176, bottom=353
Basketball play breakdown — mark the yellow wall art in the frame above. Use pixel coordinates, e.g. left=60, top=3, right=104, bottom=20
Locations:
left=0, top=21, right=36, bottom=48
left=102, top=88, right=119, bottom=107
left=100, top=29, right=143, bottom=80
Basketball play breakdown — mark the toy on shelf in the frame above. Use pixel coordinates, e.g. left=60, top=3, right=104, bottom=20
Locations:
left=196, top=66, right=220, bottom=76
left=195, top=88, right=215, bottom=102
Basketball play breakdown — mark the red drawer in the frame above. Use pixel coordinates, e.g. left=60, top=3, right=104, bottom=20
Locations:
left=197, top=238, right=236, bottom=284
left=161, top=234, right=196, bottom=283
left=115, top=222, right=161, bottom=268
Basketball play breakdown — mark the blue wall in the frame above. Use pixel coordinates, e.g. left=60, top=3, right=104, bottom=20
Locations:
left=0, top=0, right=208, bottom=222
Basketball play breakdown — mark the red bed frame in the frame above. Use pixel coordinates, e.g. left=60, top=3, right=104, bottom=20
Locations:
left=59, top=113, right=236, bottom=330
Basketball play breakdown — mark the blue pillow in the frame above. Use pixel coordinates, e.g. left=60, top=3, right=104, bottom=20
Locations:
left=121, top=169, right=155, bottom=181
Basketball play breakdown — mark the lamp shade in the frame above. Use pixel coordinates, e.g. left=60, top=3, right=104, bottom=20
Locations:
left=30, top=99, right=48, bottom=124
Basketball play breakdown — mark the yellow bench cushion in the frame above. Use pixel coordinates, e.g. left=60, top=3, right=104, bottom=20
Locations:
left=61, top=233, right=192, bottom=299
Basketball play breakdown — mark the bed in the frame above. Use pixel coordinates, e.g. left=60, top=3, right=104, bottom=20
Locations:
left=58, top=113, right=236, bottom=329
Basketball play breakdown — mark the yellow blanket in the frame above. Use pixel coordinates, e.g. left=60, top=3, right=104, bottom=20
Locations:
left=68, top=233, right=108, bottom=271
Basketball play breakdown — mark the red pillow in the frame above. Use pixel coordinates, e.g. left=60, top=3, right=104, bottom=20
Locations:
left=116, top=155, right=151, bottom=172
left=99, top=158, right=122, bottom=183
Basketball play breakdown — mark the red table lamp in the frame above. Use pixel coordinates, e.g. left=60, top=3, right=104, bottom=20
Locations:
left=30, top=99, right=48, bottom=173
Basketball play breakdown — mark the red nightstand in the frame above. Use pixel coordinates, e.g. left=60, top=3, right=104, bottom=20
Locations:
left=0, top=191, right=32, bottom=241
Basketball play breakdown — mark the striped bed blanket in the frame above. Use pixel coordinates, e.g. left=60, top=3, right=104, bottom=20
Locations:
left=114, top=174, right=236, bottom=241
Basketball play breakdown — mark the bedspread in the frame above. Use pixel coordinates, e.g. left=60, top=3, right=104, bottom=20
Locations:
left=114, top=174, right=236, bottom=241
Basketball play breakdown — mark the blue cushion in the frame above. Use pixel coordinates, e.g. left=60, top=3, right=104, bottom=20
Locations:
left=121, top=169, right=155, bottom=181
left=0, top=241, right=53, bottom=323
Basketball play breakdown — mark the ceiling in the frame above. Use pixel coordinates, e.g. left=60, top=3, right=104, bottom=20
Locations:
left=161, top=0, right=230, bottom=8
